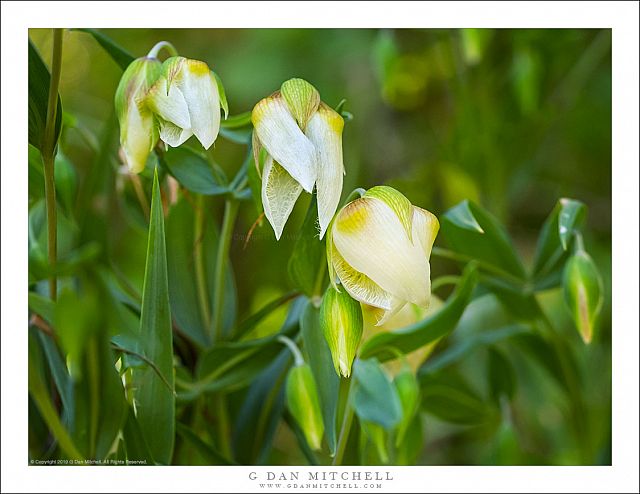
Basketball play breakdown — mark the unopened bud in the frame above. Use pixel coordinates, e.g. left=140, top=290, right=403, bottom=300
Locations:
left=285, top=363, right=325, bottom=451
left=563, top=250, right=603, bottom=344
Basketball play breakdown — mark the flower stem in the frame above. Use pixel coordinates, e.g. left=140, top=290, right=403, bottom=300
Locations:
left=194, top=195, right=211, bottom=333
left=42, top=28, right=64, bottom=301
left=211, top=198, right=239, bottom=342
left=147, top=40, right=178, bottom=59
left=332, top=376, right=355, bottom=465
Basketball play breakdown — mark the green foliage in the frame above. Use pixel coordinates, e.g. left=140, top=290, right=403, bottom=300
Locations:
left=27, top=28, right=611, bottom=467
left=133, top=169, right=175, bottom=464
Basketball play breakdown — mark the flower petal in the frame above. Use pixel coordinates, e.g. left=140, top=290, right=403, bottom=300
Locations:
left=305, top=103, right=345, bottom=239
left=157, top=117, right=193, bottom=148
left=122, top=105, right=155, bottom=174
left=252, top=94, right=317, bottom=193
left=411, top=205, right=440, bottom=263
left=146, top=76, right=191, bottom=130
left=261, top=155, right=303, bottom=240
left=332, top=197, right=431, bottom=307
left=331, top=240, right=398, bottom=312
left=180, top=61, right=220, bottom=149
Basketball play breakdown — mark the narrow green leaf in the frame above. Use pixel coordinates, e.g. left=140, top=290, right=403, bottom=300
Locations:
left=419, top=323, right=529, bottom=375
left=288, top=195, right=325, bottom=297
left=221, top=111, right=252, bottom=129
left=163, top=147, right=228, bottom=195
left=234, top=291, right=300, bottom=339
left=359, top=262, right=478, bottom=361
left=28, top=330, right=83, bottom=460
left=133, top=168, right=175, bottom=464
left=352, top=358, right=403, bottom=430
left=28, top=40, right=62, bottom=152
left=122, top=409, right=155, bottom=464
left=441, top=199, right=484, bottom=233
left=420, top=369, right=494, bottom=425
left=300, top=302, right=339, bottom=455
left=232, top=350, right=291, bottom=464
left=176, top=423, right=235, bottom=465
left=166, top=197, right=236, bottom=347
left=441, top=200, right=526, bottom=280
left=74, top=28, right=134, bottom=71
left=487, top=348, right=516, bottom=403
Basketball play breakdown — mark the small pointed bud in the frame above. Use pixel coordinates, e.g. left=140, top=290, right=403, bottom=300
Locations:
left=328, top=186, right=439, bottom=324
left=563, top=250, right=603, bottom=344
left=320, top=286, right=363, bottom=378
left=114, top=57, right=162, bottom=173
left=285, top=363, right=325, bottom=451
left=146, top=56, right=221, bottom=150
left=393, top=363, right=420, bottom=446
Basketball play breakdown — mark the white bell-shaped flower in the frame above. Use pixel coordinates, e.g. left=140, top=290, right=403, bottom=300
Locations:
left=252, top=78, right=345, bottom=240
left=326, top=186, right=439, bottom=326
left=146, top=56, right=221, bottom=150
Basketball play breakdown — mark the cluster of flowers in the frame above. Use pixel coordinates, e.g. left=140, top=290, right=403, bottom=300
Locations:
left=116, top=45, right=439, bottom=432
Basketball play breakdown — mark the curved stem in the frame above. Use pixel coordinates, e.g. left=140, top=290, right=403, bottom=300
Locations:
left=42, top=28, right=64, bottom=301
left=194, top=195, right=211, bottom=333
left=147, top=40, right=178, bottom=59
left=332, top=376, right=355, bottom=465
left=211, top=198, right=240, bottom=342
left=277, top=336, right=304, bottom=366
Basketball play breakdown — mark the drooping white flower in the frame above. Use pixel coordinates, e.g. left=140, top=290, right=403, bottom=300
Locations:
left=252, top=78, right=344, bottom=240
left=146, top=56, right=222, bottom=150
left=326, top=186, right=439, bottom=326
left=114, top=57, right=162, bottom=173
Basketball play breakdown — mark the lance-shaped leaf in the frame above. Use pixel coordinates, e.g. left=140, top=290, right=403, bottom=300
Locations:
left=359, top=262, right=478, bottom=361
left=353, top=358, right=403, bottom=430
left=132, top=168, right=175, bottom=464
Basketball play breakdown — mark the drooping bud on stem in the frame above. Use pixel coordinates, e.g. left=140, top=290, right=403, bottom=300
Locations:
left=320, top=285, right=364, bottom=378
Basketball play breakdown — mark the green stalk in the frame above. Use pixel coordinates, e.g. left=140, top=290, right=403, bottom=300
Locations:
left=194, top=195, right=211, bottom=333
left=332, top=376, right=355, bottom=465
left=211, top=199, right=240, bottom=342
left=42, top=28, right=63, bottom=301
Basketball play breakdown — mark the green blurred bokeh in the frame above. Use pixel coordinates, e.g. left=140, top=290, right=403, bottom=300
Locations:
left=29, top=28, right=611, bottom=465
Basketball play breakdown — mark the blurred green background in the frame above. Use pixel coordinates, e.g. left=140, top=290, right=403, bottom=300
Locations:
left=29, top=28, right=611, bottom=465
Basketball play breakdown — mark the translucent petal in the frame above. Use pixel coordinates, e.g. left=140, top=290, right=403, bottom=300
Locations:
left=261, top=155, right=303, bottom=240
left=331, top=241, right=397, bottom=311
left=157, top=117, right=192, bottom=148
left=252, top=94, right=317, bottom=193
left=332, top=197, right=431, bottom=307
left=305, top=103, right=344, bottom=239
left=146, top=77, right=191, bottom=130
left=180, top=62, right=220, bottom=149
left=122, top=105, right=155, bottom=174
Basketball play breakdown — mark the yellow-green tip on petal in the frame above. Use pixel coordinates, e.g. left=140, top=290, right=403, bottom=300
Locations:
left=320, top=286, right=364, bottom=378
left=281, top=78, right=320, bottom=131
left=364, top=186, right=414, bottom=241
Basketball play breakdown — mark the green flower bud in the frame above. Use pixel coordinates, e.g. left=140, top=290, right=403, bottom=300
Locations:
left=114, top=57, right=162, bottom=173
left=285, top=363, right=325, bottom=451
left=563, top=250, right=603, bottom=344
left=320, top=286, right=364, bottom=378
